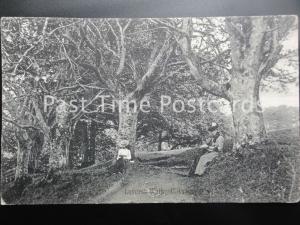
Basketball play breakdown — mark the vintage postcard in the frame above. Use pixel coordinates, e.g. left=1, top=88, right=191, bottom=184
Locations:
left=1, top=16, right=299, bottom=204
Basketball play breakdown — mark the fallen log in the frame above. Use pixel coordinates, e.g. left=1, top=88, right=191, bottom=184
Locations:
left=63, top=159, right=115, bottom=175
left=136, top=146, right=201, bottom=162
left=141, top=157, right=187, bottom=167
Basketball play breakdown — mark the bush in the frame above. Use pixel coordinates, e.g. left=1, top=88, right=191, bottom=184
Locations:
left=190, top=139, right=296, bottom=202
left=2, top=175, right=32, bottom=203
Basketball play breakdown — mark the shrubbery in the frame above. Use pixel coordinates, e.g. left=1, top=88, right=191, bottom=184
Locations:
left=190, top=138, right=297, bottom=202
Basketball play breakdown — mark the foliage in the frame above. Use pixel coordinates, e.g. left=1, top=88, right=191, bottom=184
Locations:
left=2, top=169, right=123, bottom=204
left=1, top=16, right=298, bottom=203
left=189, top=128, right=299, bottom=202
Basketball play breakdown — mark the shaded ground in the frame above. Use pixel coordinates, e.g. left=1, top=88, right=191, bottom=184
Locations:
left=98, top=128, right=300, bottom=203
left=2, top=128, right=299, bottom=204
left=100, top=163, right=197, bottom=203
left=2, top=166, right=123, bottom=204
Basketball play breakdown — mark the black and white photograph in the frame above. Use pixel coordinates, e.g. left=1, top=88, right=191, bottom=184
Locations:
left=1, top=15, right=299, bottom=204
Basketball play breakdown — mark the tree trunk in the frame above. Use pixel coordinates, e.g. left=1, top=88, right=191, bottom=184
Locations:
left=158, top=131, right=163, bottom=151
left=81, top=120, right=96, bottom=167
left=28, top=131, right=44, bottom=173
left=48, top=101, right=72, bottom=169
left=89, top=120, right=97, bottom=165
left=230, top=75, right=266, bottom=147
left=116, top=100, right=139, bottom=159
left=226, top=17, right=268, bottom=147
left=15, top=130, right=32, bottom=180
left=46, top=129, right=61, bottom=169
left=47, top=126, right=70, bottom=170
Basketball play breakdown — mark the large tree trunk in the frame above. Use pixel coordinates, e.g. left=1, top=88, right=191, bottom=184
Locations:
left=230, top=76, right=266, bottom=146
left=32, top=98, right=70, bottom=170
left=47, top=101, right=72, bottom=169
left=226, top=17, right=268, bottom=147
left=15, top=98, right=44, bottom=178
left=116, top=100, right=139, bottom=159
left=28, top=131, right=44, bottom=173
left=46, top=129, right=61, bottom=169
left=47, top=126, right=70, bottom=170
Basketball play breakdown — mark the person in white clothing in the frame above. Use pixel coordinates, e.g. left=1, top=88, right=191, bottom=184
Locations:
left=117, top=147, right=132, bottom=160
left=115, top=140, right=133, bottom=173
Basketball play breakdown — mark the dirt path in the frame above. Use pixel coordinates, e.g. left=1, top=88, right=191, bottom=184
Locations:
left=100, top=164, right=197, bottom=203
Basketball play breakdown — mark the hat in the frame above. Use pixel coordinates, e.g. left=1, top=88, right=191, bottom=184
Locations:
left=119, top=140, right=129, bottom=147
left=208, top=122, right=218, bottom=131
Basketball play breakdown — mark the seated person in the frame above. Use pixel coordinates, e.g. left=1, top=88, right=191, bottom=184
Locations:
left=192, top=122, right=224, bottom=177
left=117, top=146, right=131, bottom=161
left=115, top=140, right=133, bottom=173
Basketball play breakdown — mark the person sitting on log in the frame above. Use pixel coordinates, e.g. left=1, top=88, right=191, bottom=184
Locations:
left=115, top=140, right=133, bottom=174
left=189, top=122, right=224, bottom=177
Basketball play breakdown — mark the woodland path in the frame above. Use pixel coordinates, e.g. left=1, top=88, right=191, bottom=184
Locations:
left=98, top=163, right=198, bottom=203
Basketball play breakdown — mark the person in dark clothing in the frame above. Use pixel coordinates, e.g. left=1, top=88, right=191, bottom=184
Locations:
left=189, top=122, right=224, bottom=177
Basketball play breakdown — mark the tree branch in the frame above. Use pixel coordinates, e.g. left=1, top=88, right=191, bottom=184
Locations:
left=115, top=19, right=128, bottom=76
left=129, top=36, right=173, bottom=101
left=87, top=20, right=118, bottom=57
left=2, top=116, right=39, bottom=130
left=258, top=25, right=282, bottom=77
left=178, top=18, right=230, bottom=100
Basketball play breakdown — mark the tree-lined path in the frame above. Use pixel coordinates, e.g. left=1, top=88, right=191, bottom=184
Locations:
left=99, top=163, right=195, bottom=203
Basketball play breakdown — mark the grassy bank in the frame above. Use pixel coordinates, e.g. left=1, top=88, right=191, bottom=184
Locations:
left=2, top=166, right=123, bottom=204
left=188, top=128, right=300, bottom=202
left=2, top=128, right=299, bottom=204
